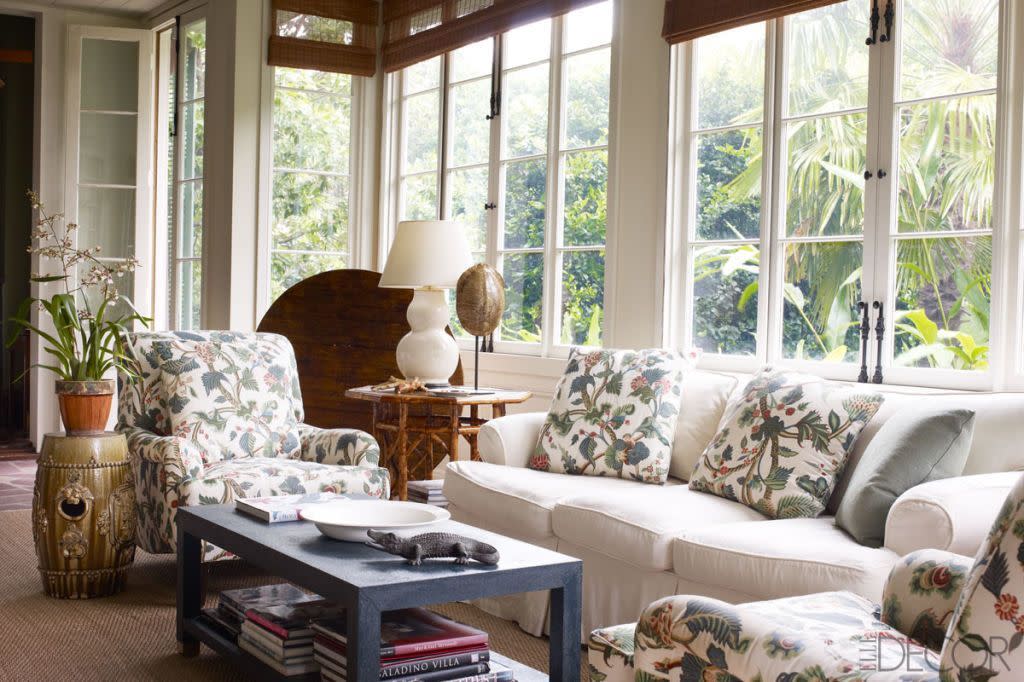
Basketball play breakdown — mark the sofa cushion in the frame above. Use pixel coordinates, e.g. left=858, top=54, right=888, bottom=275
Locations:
left=531, top=348, right=688, bottom=484
left=444, top=460, right=653, bottom=539
left=835, top=407, right=975, bottom=547
left=670, top=370, right=738, bottom=481
left=552, top=484, right=764, bottom=571
left=157, top=331, right=303, bottom=463
left=672, top=517, right=898, bottom=602
left=689, top=367, right=884, bottom=519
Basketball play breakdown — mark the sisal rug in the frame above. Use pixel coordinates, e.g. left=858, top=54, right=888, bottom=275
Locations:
left=0, top=510, right=587, bottom=681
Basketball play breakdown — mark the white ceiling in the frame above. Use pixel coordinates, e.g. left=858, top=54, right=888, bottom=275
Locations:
left=23, top=0, right=166, bottom=16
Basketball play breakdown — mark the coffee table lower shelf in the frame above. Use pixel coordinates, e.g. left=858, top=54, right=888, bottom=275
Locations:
left=185, top=615, right=548, bottom=682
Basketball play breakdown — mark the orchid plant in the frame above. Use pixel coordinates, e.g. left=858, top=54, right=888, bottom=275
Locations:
left=4, top=191, right=149, bottom=382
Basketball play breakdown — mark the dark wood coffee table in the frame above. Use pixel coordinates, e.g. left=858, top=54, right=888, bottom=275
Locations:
left=176, top=505, right=582, bottom=681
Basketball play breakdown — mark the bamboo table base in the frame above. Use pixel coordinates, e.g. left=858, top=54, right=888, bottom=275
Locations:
left=345, top=388, right=531, bottom=500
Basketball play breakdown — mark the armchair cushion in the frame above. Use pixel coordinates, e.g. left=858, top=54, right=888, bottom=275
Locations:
left=191, top=457, right=389, bottom=503
left=587, top=623, right=634, bottom=682
left=298, top=424, right=381, bottom=466
left=880, top=548, right=972, bottom=651
left=531, top=348, right=688, bottom=484
left=156, top=332, right=303, bottom=463
left=688, top=367, right=884, bottom=519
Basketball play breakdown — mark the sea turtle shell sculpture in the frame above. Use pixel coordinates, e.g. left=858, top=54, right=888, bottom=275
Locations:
left=456, top=263, right=505, bottom=337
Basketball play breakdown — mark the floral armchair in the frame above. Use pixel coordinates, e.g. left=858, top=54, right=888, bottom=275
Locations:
left=118, top=331, right=389, bottom=560
left=589, top=472, right=1024, bottom=681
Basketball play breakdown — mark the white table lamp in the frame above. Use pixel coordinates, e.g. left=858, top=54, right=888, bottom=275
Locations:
left=379, top=220, right=474, bottom=387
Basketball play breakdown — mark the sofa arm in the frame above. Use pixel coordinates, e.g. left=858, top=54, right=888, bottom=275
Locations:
left=880, top=549, right=973, bottom=651
left=298, top=424, right=380, bottom=467
left=122, top=427, right=204, bottom=480
left=477, top=411, right=547, bottom=467
left=885, top=471, right=1020, bottom=557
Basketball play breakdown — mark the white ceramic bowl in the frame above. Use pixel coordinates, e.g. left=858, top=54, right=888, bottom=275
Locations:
left=300, top=500, right=451, bottom=542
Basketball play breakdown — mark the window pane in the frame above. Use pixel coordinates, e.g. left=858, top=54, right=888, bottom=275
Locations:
left=271, top=252, right=348, bottom=302
left=695, top=128, right=762, bottom=241
left=184, top=21, right=206, bottom=101
left=696, top=23, right=764, bottom=129
left=504, top=19, right=550, bottom=69
left=275, top=67, right=350, bottom=97
left=448, top=166, right=488, bottom=252
left=563, top=149, right=606, bottom=247
left=274, top=89, right=350, bottom=174
left=894, top=236, right=991, bottom=371
left=77, top=187, right=135, bottom=258
left=403, top=56, right=441, bottom=95
left=560, top=250, right=604, bottom=346
left=79, top=262, right=134, bottom=319
left=900, top=0, right=998, bottom=101
left=782, top=241, right=862, bottom=362
left=80, top=112, right=137, bottom=185
left=564, top=47, right=609, bottom=149
left=81, top=39, right=138, bottom=111
left=786, top=2, right=867, bottom=116
left=500, top=252, right=544, bottom=342
left=563, top=1, right=612, bottom=53
left=785, top=112, right=867, bottom=237
left=272, top=172, right=348, bottom=252
left=182, top=100, right=204, bottom=180
left=896, top=96, right=995, bottom=233
left=448, top=78, right=490, bottom=167
left=503, top=159, right=546, bottom=249
left=401, top=173, right=438, bottom=220
left=502, top=63, right=548, bottom=159
left=177, top=260, right=201, bottom=329
left=179, top=180, right=203, bottom=258
left=450, top=39, right=492, bottom=82
left=403, top=91, right=440, bottom=173
left=692, top=244, right=759, bottom=356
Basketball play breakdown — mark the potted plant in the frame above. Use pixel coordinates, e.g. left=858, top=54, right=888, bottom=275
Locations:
left=5, top=191, right=149, bottom=435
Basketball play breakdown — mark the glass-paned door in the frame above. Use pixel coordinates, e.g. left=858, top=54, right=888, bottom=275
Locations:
left=65, top=26, right=154, bottom=321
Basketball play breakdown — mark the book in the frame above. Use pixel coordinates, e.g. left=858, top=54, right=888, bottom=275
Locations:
left=239, top=632, right=315, bottom=665
left=235, top=492, right=349, bottom=523
left=406, top=480, right=444, bottom=493
left=426, top=387, right=495, bottom=397
left=238, top=635, right=320, bottom=676
left=219, top=583, right=320, bottom=622
left=314, top=638, right=490, bottom=680
left=317, top=657, right=492, bottom=682
left=246, top=600, right=343, bottom=640
left=311, top=609, right=488, bottom=659
left=241, top=620, right=314, bottom=658
left=201, top=608, right=241, bottom=641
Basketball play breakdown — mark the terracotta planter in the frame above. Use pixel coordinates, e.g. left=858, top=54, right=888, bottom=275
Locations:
left=55, top=380, right=115, bottom=436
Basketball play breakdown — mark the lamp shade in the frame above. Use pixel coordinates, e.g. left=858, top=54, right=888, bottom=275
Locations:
left=379, top=220, right=475, bottom=289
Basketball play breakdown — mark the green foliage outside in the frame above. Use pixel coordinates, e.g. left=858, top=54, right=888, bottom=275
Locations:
left=693, top=0, right=996, bottom=371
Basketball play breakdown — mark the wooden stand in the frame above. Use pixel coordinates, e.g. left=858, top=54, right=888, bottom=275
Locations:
left=346, top=387, right=531, bottom=500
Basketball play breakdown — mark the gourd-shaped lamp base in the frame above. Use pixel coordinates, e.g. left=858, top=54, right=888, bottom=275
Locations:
left=396, top=288, right=458, bottom=387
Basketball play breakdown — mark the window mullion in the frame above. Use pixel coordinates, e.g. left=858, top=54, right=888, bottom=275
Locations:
left=487, top=37, right=502, bottom=271
left=542, top=17, right=565, bottom=356
left=439, top=54, right=451, bottom=221
left=762, top=19, right=784, bottom=365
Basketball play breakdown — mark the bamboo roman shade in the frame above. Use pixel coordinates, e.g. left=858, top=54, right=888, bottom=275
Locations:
left=382, top=0, right=604, bottom=72
left=663, top=0, right=845, bottom=44
left=269, top=0, right=378, bottom=77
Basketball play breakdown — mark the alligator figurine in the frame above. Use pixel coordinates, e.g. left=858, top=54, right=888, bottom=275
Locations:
left=366, top=530, right=500, bottom=566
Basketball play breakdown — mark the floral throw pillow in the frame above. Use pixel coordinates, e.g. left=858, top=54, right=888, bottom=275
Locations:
left=158, top=332, right=302, bottom=464
left=530, top=348, right=688, bottom=484
left=688, top=367, right=883, bottom=519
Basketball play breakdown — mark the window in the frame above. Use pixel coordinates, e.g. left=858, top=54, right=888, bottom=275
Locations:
left=672, top=0, right=1011, bottom=388
left=169, top=19, right=205, bottom=329
left=268, top=67, right=353, bottom=303
left=392, top=2, right=612, bottom=354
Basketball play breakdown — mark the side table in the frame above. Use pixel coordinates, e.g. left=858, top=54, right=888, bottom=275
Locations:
left=345, top=387, right=531, bottom=500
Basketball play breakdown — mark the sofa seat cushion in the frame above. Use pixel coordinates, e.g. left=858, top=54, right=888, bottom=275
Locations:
left=186, top=457, right=389, bottom=503
left=672, top=517, right=899, bottom=602
left=444, top=460, right=658, bottom=539
left=552, top=486, right=764, bottom=571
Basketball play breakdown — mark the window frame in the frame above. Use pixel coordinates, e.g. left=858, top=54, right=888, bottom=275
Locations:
left=666, top=0, right=1023, bottom=390
left=384, top=7, right=614, bottom=358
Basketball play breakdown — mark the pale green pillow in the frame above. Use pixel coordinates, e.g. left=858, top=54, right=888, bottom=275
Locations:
left=835, top=408, right=975, bottom=547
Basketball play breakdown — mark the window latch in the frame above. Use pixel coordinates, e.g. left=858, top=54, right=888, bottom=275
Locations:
left=880, top=0, right=894, bottom=43
left=877, top=169, right=887, bottom=179
left=866, top=0, right=880, bottom=45
left=484, top=202, right=496, bottom=210
left=857, top=301, right=871, bottom=383
left=872, top=301, right=885, bottom=384
left=864, top=170, right=874, bottom=180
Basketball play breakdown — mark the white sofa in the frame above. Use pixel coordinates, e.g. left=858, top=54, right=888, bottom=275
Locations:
left=442, top=369, right=1024, bottom=638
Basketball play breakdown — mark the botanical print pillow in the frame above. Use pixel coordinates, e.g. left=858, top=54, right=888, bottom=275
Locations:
left=158, top=332, right=302, bottom=464
left=530, top=348, right=689, bottom=484
left=688, top=367, right=883, bottom=519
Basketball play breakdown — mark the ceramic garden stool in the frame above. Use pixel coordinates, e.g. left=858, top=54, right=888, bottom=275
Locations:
left=32, top=432, right=137, bottom=598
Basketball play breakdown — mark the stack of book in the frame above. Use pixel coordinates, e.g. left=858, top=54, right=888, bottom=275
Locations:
left=202, top=582, right=319, bottom=643
left=240, top=594, right=344, bottom=677
left=312, top=608, right=512, bottom=682
left=407, top=480, right=447, bottom=508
